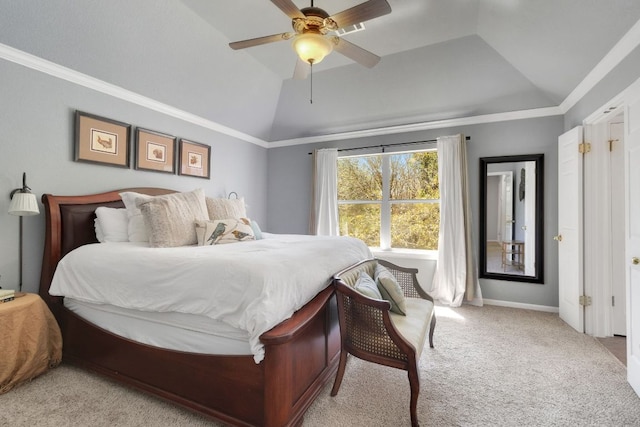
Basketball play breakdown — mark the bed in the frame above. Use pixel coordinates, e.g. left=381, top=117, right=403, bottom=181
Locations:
left=38, top=187, right=371, bottom=426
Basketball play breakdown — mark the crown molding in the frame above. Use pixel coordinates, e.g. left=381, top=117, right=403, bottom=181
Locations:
left=267, top=106, right=563, bottom=148
left=0, top=42, right=269, bottom=148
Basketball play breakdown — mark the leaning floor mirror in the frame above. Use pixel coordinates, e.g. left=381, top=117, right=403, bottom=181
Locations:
left=479, top=154, right=544, bottom=283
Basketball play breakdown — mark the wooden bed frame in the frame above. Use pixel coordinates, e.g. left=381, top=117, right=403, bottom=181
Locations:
left=38, top=188, right=341, bottom=426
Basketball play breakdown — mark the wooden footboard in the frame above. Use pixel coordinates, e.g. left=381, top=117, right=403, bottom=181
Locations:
left=39, top=188, right=342, bottom=426
left=49, top=286, right=339, bottom=426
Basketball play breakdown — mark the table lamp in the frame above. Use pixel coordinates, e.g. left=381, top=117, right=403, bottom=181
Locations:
left=8, top=172, right=40, bottom=291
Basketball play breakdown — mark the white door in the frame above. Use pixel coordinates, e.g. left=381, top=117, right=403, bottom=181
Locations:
left=610, top=120, right=626, bottom=336
left=558, top=126, right=584, bottom=332
left=625, top=83, right=640, bottom=395
left=524, top=161, right=536, bottom=276
left=502, top=172, right=514, bottom=243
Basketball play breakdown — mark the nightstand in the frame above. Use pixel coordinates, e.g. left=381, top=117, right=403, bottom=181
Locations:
left=0, top=293, right=62, bottom=394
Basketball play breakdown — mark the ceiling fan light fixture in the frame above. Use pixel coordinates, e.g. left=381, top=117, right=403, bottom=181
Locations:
left=292, top=32, right=333, bottom=65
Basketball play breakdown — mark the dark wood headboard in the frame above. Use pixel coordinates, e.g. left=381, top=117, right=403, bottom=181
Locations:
left=39, top=188, right=174, bottom=305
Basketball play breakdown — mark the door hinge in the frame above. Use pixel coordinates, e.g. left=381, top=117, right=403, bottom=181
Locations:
left=612, top=295, right=615, bottom=307
left=579, top=142, right=591, bottom=154
left=579, top=295, right=592, bottom=306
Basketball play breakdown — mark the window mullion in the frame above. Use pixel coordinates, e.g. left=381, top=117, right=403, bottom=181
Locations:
left=380, top=155, right=391, bottom=249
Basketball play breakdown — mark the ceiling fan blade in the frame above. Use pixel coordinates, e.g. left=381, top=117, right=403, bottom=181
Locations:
left=293, top=58, right=310, bottom=80
left=329, top=0, right=392, bottom=29
left=332, top=37, right=380, bottom=68
left=229, top=32, right=294, bottom=50
left=271, top=0, right=306, bottom=20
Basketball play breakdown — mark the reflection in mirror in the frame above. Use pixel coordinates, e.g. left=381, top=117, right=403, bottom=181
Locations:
left=479, top=154, right=544, bottom=283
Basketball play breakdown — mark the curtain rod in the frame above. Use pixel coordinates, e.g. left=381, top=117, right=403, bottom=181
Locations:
left=307, top=136, right=470, bottom=155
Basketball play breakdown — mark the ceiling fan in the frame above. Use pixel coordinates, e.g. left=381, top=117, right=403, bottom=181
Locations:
left=229, top=0, right=392, bottom=79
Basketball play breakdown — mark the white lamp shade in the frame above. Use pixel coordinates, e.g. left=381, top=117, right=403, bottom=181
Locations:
left=292, top=32, right=333, bottom=64
left=8, top=192, right=40, bottom=216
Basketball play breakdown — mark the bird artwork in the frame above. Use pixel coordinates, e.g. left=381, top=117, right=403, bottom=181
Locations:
left=207, top=222, right=227, bottom=244
left=232, top=230, right=251, bottom=240
left=95, top=135, right=113, bottom=149
left=152, top=148, right=164, bottom=160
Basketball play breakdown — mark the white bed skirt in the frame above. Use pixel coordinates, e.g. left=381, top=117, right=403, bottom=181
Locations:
left=64, top=298, right=253, bottom=355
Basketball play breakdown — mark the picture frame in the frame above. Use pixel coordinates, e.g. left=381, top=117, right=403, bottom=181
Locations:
left=178, top=139, right=211, bottom=179
left=74, top=111, right=131, bottom=168
left=134, top=128, right=176, bottom=174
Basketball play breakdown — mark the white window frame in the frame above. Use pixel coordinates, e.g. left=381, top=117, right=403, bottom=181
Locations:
left=338, top=148, right=439, bottom=255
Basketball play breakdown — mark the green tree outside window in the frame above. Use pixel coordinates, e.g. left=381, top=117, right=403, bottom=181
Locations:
left=338, top=151, right=439, bottom=250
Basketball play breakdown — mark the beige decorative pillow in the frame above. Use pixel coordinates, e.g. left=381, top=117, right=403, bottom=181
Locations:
left=375, top=264, right=407, bottom=315
left=206, top=197, right=247, bottom=220
left=136, top=188, right=208, bottom=248
left=195, top=218, right=255, bottom=245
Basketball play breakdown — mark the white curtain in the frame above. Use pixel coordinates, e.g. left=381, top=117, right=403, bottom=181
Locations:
left=430, top=134, right=483, bottom=307
left=310, top=148, right=339, bottom=236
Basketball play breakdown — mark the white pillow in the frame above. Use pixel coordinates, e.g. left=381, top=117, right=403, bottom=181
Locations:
left=119, top=191, right=154, bottom=242
left=94, top=218, right=106, bottom=243
left=94, top=207, right=129, bottom=242
left=195, top=218, right=255, bottom=246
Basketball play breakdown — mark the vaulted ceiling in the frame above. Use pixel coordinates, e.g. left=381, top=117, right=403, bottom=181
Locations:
left=2, top=1, right=640, bottom=145
left=182, top=0, right=640, bottom=141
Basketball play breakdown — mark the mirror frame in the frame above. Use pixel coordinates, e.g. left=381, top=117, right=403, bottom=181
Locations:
left=479, top=154, right=544, bottom=283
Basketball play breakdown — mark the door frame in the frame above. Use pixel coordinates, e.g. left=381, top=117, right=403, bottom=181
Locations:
left=583, top=98, right=625, bottom=337
left=577, top=73, right=640, bottom=398
left=609, top=120, right=626, bottom=336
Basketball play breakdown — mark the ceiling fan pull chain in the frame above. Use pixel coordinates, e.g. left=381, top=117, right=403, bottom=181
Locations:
left=310, top=62, right=313, bottom=104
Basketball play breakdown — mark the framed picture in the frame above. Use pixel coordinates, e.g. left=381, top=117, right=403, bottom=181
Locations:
left=135, top=128, right=176, bottom=174
left=74, top=111, right=131, bottom=168
left=178, top=139, right=211, bottom=179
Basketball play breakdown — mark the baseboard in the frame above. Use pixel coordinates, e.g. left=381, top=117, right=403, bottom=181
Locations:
left=482, top=298, right=559, bottom=313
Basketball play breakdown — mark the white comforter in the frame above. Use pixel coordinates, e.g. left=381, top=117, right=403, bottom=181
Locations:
left=50, top=233, right=371, bottom=363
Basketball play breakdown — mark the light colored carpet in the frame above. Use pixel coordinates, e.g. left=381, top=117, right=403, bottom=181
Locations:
left=1, top=304, right=639, bottom=426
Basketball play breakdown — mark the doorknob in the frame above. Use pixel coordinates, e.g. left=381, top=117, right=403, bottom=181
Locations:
left=553, top=235, right=563, bottom=242
left=633, top=257, right=640, bottom=265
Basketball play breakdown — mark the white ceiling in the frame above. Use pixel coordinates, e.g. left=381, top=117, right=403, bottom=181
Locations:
left=180, top=0, right=640, bottom=141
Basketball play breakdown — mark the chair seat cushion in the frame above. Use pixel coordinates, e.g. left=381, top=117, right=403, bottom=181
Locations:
left=389, top=298, right=434, bottom=358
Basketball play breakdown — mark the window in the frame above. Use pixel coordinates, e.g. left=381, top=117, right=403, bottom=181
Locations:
left=337, top=150, right=440, bottom=251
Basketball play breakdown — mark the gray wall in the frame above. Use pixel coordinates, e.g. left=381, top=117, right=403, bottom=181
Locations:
left=268, top=116, right=564, bottom=307
left=268, top=41, right=640, bottom=309
left=0, top=0, right=273, bottom=294
left=0, top=0, right=283, bottom=142
left=0, top=58, right=267, bottom=294
left=3, top=1, right=639, bottom=307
